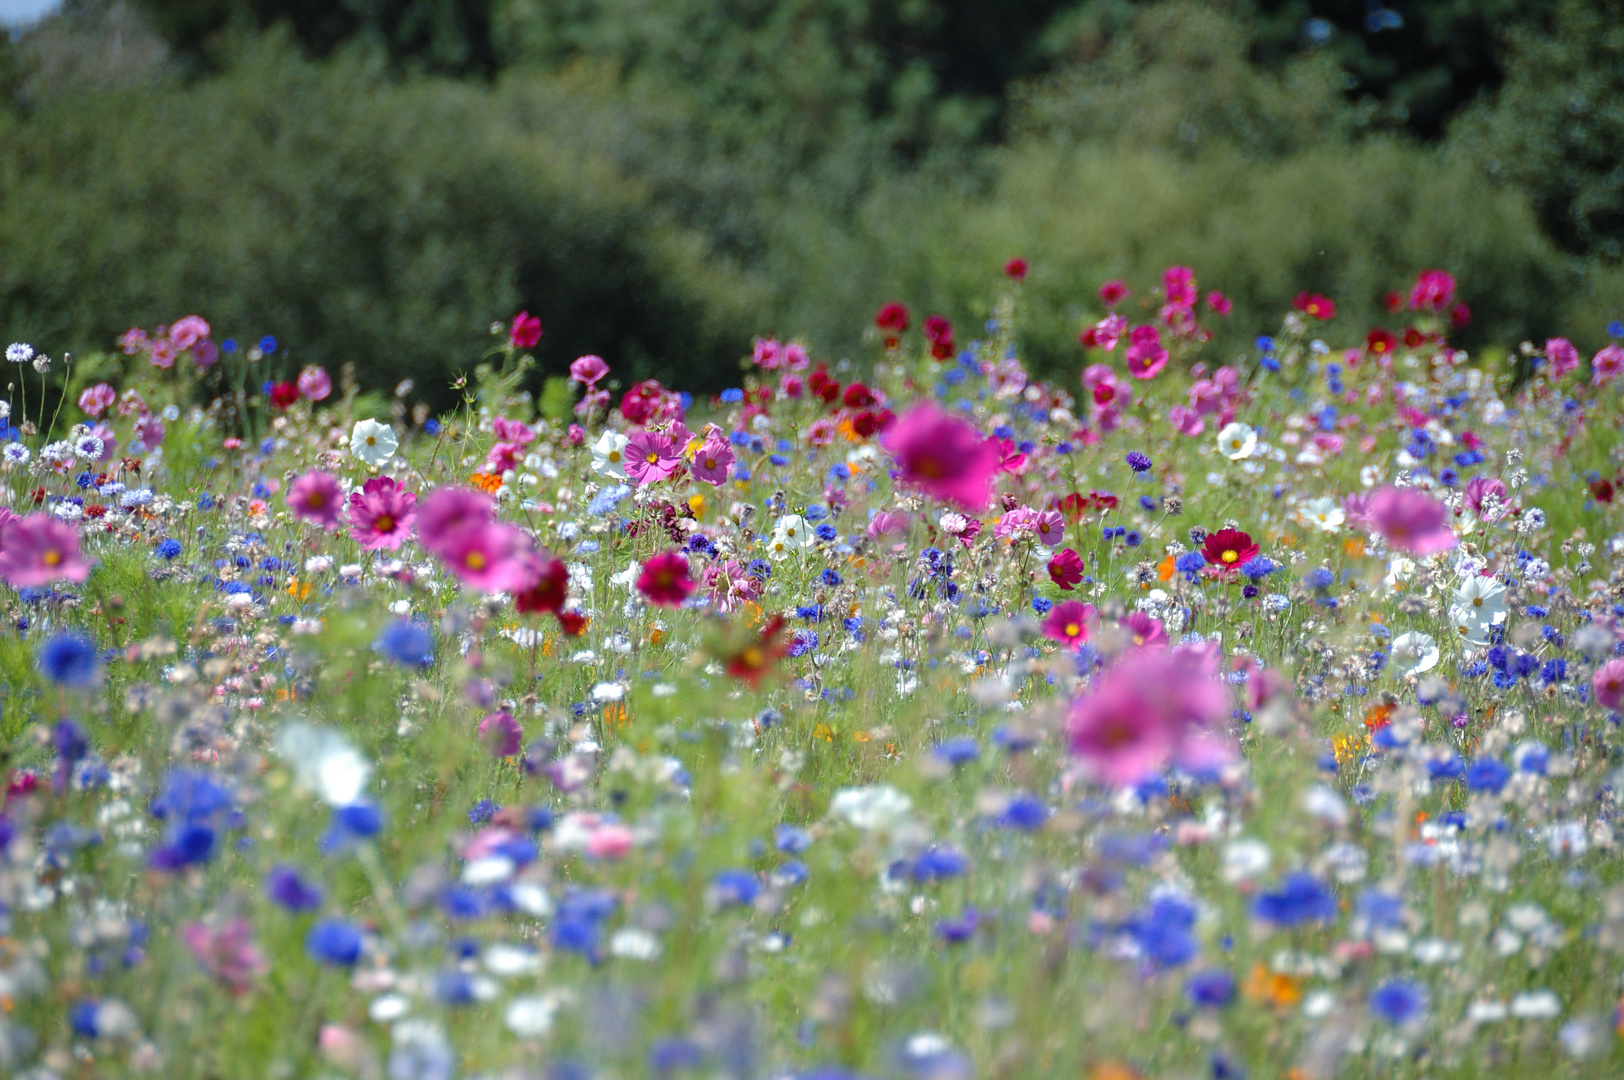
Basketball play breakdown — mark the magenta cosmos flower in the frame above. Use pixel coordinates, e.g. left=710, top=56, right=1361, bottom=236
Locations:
left=1066, top=649, right=1231, bottom=785
left=1047, top=547, right=1084, bottom=590
left=1120, top=611, right=1167, bottom=649
left=1367, top=486, right=1457, bottom=555
left=570, top=354, right=610, bottom=386
left=1594, top=659, right=1624, bottom=713
left=1124, top=325, right=1169, bottom=380
left=416, top=487, right=495, bottom=556
left=624, top=430, right=685, bottom=486
left=438, top=521, right=534, bottom=593
left=690, top=433, right=735, bottom=486
left=0, top=514, right=91, bottom=587
left=286, top=471, right=345, bottom=530
left=1042, top=599, right=1096, bottom=651
left=346, top=476, right=417, bottom=551
left=297, top=365, right=332, bottom=401
left=637, top=551, right=696, bottom=607
left=881, top=402, right=998, bottom=512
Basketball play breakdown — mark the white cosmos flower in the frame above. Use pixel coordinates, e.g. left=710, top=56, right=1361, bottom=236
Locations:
left=1217, top=422, right=1256, bottom=460
left=1301, top=496, right=1345, bottom=533
left=349, top=418, right=398, bottom=466
left=1450, top=604, right=1505, bottom=649
left=1452, top=575, right=1506, bottom=622
left=276, top=722, right=372, bottom=806
left=765, top=513, right=813, bottom=560
left=830, top=785, right=913, bottom=831
left=590, top=430, right=629, bottom=480
left=1383, top=557, right=1416, bottom=593
left=1390, top=632, right=1440, bottom=676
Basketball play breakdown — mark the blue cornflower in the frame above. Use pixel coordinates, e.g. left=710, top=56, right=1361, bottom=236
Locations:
left=221, top=338, right=237, bottom=353
left=1032, top=596, right=1053, bottom=615
left=423, top=418, right=441, bottom=435
left=814, top=523, right=837, bottom=542
left=258, top=335, right=277, bottom=354
left=306, top=920, right=363, bottom=965
left=775, top=824, right=811, bottom=853
left=266, top=865, right=323, bottom=911
left=469, top=799, right=498, bottom=825
left=1256, top=336, right=1275, bottom=353
left=1252, top=873, right=1336, bottom=926
left=719, top=387, right=744, bottom=403
left=1126, top=451, right=1153, bottom=473
left=376, top=621, right=433, bottom=666
left=39, top=633, right=100, bottom=687
left=1369, top=980, right=1427, bottom=1025
left=1123, top=896, right=1199, bottom=967
left=1174, top=552, right=1207, bottom=574
left=996, top=793, right=1047, bottom=830
left=710, top=869, right=760, bottom=907
left=1239, top=556, right=1275, bottom=580
left=1465, top=758, right=1511, bottom=793
left=933, top=737, right=980, bottom=766
left=819, top=568, right=842, bottom=587
left=1185, top=969, right=1236, bottom=1007
left=1609, top=320, right=1623, bottom=338
left=908, top=846, right=967, bottom=882
left=155, top=538, right=183, bottom=560
left=1305, top=567, right=1335, bottom=590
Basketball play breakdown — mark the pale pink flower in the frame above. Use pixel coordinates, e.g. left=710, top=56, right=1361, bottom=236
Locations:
left=181, top=918, right=266, bottom=994
left=569, top=354, right=610, bottom=386
left=1066, top=648, right=1231, bottom=785
left=1594, top=658, right=1624, bottom=712
left=690, top=433, right=734, bottom=486
left=1366, top=486, right=1456, bottom=555
left=866, top=511, right=909, bottom=539
left=0, top=514, right=91, bottom=586
left=169, top=315, right=211, bottom=350
left=1593, top=344, right=1624, bottom=386
left=78, top=383, right=115, bottom=418
left=297, top=366, right=332, bottom=401
left=1167, top=404, right=1204, bottom=437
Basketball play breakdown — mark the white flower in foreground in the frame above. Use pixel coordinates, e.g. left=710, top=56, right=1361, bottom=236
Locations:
left=349, top=418, right=398, bottom=466
left=1301, top=496, right=1346, bottom=533
left=1452, top=574, right=1506, bottom=622
left=276, top=722, right=372, bottom=806
left=1390, top=632, right=1440, bottom=677
left=1216, top=422, right=1257, bottom=460
left=765, top=513, right=813, bottom=560
left=590, top=430, right=629, bottom=480
left=830, top=785, right=913, bottom=831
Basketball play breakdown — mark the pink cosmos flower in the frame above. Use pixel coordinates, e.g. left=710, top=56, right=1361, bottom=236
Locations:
left=1121, top=611, right=1167, bottom=649
left=192, top=339, right=219, bottom=368
left=1546, top=338, right=1580, bottom=378
left=134, top=415, right=165, bottom=450
left=1048, top=547, right=1084, bottom=590
left=1167, top=404, right=1204, bottom=437
left=752, top=338, right=784, bottom=369
left=297, top=366, right=332, bottom=401
left=867, top=511, right=909, bottom=540
left=1341, top=493, right=1374, bottom=529
left=346, top=476, right=417, bottom=551
left=1098, top=279, right=1130, bottom=306
left=637, top=551, right=695, bottom=607
left=704, top=559, right=764, bottom=613
left=478, top=710, right=524, bottom=757
left=1032, top=510, right=1065, bottom=547
left=1084, top=314, right=1128, bottom=352
left=1463, top=476, right=1508, bottom=516
left=1066, top=648, right=1231, bottom=785
left=1593, top=344, right=1624, bottom=386
left=1407, top=269, right=1456, bottom=312
left=690, top=434, right=734, bottom=486
left=119, top=328, right=150, bottom=355
left=1367, top=486, right=1457, bottom=555
left=181, top=918, right=266, bottom=995
left=440, top=522, right=534, bottom=592
left=1594, top=658, right=1624, bottom=712
left=624, top=430, right=684, bottom=485
left=882, top=402, right=999, bottom=512
left=509, top=311, right=542, bottom=350
left=570, top=354, right=610, bottom=386
left=78, top=383, right=115, bottom=418
left=0, top=514, right=91, bottom=586
left=169, top=315, right=211, bottom=350
left=1161, top=266, right=1197, bottom=308
left=1205, top=291, right=1231, bottom=316
left=90, top=423, right=118, bottom=462
left=1124, top=325, right=1169, bottom=380
left=992, top=438, right=1028, bottom=476
left=286, top=471, right=345, bottom=530
left=492, top=417, right=536, bottom=445
left=1042, top=600, right=1096, bottom=650
left=586, top=822, right=634, bottom=860
left=485, top=441, right=523, bottom=475
left=416, top=487, right=495, bottom=557
left=150, top=339, right=177, bottom=369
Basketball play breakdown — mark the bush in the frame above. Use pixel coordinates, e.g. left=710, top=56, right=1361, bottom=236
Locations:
left=0, top=35, right=760, bottom=408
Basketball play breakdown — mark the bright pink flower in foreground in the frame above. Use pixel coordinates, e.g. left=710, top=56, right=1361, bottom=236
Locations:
left=1067, top=649, right=1231, bottom=785
left=346, top=476, right=417, bottom=551
left=1047, top=548, right=1084, bottom=590
left=478, top=710, right=524, bottom=757
left=1594, top=659, right=1624, bottom=712
left=1367, top=486, right=1457, bottom=555
left=78, top=383, right=115, bottom=418
left=570, top=354, right=610, bottom=386
left=1593, top=344, right=1624, bottom=386
left=625, top=430, right=685, bottom=485
left=416, top=487, right=495, bottom=556
left=690, top=434, right=734, bottom=486
left=1043, top=600, right=1096, bottom=651
left=492, top=417, right=536, bottom=445
left=867, top=511, right=909, bottom=540
left=0, top=514, right=91, bottom=587
left=882, top=402, right=998, bottom=512
left=637, top=551, right=696, bottom=607
left=286, top=471, right=345, bottom=530
left=297, top=365, right=332, bottom=401
left=440, top=522, right=534, bottom=592
left=1463, top=476, right=1508, bottom=516
left=181, top=918, right=266, bottom=995
left=1121, top=611, right=1167, bottom=649
left=509, top=311, right=543, bottom=349
left=1124, top=325, right=1168, bottom=380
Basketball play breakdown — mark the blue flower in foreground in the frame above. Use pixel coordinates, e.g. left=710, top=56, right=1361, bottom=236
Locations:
left=266, top=865, right=323, bottom=911
left=711, top=869, right=760, bottom=907
left=39, top=632, right=100, bottom=687
left=1252, top=873, right=1336, bottom=926
left=376, top=620, right=434, bottom=666
left=1370, top=979, right=1428, bottom=1025
left=156, top=538, right=183, bottom=560
left=1185, top=969, right=1236, bottom=1007
left=306, top=919, right=364, bottom=965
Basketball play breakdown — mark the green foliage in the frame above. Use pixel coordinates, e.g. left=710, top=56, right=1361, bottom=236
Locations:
left=0, top=36, right=761, bottom=407
left=1452, top=0, right=1624, bottom=261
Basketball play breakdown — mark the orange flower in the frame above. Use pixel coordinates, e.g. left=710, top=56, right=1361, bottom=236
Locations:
left=1244, top=963, right=1301, bottom=1007
left=286, top=577, right=312, bottom=601
left=468, top=472, right=503, bottom=493
left=1157, top=555, right=1176, bottom=582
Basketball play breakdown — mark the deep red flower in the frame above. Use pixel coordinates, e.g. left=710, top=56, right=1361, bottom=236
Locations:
left=1200, top=528, right=1259, bottom=569
left=1098, top=279, right=1130, bottom=306
left=723, top=615, right=790, bottom=689
left=1003, top=257, right=1029, bottom=281
left=875, top=301, right=910, bottom=334
left=1590, top=479, right=1614, bottom=504
left=1292, top=292, right=1336, bottom=320
left=842, top=383, right=877, bottom=409
left=269, top=381, right=300, bottom=409
left=1365, top=329, right=1397, bottom=356
left=636, top=551, right=696, bottom=607
left=923, top=315, right=955, bottom=360
left=1450, top=302, right=1472, bottom=329
left=808, top=365, right=840, bottom=404
left=556, top=611, right=588, bottom=636
left=516, top=555, right=570, bottom=615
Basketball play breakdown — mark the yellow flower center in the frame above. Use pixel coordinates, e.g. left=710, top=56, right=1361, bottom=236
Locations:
left=374, top=514, right=395, bottom=533
left=466, top=551, right=487, bottom=570
left=608, top=450, right=621, bottom=463
left=1064, top=623, right=1080, bottom=637
left=1221, top=550, right=1239, bottom=563
left=646, top=453, right=659, bottom=464
left=43, top=549, right=61, bottom=566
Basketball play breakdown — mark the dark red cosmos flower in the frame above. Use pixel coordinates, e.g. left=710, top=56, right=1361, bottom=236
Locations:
left=1292, top=292, right=1336, bottom=320
left=1591, top=479, right=1615, bottom=504
left=1098, top=279, right=1130, bottom=306
left=842, top=382, right=877, bottom=409
left=1365, top=329, right=1397, bottom=356
left=1449, top=303, right=1471, bottom=329
left=556, top=610, right=588, bottom=636
left=516, top=555, right=569, bottom=615
left=724, top=615, right=790, bottom=689
left=923, top=315, right=955, bottom=360
left=1004, top=257, right=1029, bottom=281
left=808, top=365, right=840, bottom=404
left=849, top=409, right=893, bottom=439
left=269, top=381, right=300, bottom=409
left=1383, top=291, right=1404, bottom=313
left=619, top=379, right=667, bottom=425
left=875, top=302, right=910, bottom=347
left=1201, top=528, right=1259, bottom=569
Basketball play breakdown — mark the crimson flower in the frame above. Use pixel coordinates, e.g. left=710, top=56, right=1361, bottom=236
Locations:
left=637, top=551, right=696, bottom=607
left=509, top=311, right=543, bottom=349
left=1200, top=528, right=1259, bottom=569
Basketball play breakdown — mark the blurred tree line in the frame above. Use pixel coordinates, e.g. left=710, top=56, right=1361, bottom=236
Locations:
left=0, top=0, right=1619, bottom=405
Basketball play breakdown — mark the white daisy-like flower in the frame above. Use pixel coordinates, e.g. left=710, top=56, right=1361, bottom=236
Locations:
left=2, top=443, right=29, bottom=464
left=1390, top=631, right=1440, bottom=676
left=1383, top=556, right=1416, bottom=593
left=1301, top=496, right=1345, bottom=533
left=1449, top=603, right=1505, bottom=649
left=1452, top=574, right=1506, bottom=622
left=590, top=430, right=629, bottom=480
left=1216, top=422, right=1257, bottom=460
left=765, top=513, right=813, bottom=559
left=6, top=343, right=34, bottom=364
left=348, top=418, right=398, bottom=467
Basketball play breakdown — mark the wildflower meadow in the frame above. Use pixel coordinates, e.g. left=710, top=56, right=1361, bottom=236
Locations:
left=3, top=263, right=1624, bottom=1080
